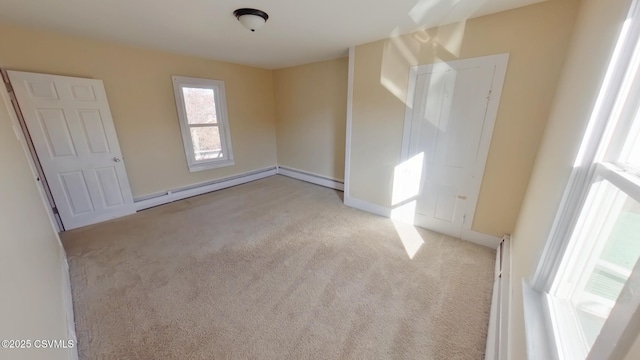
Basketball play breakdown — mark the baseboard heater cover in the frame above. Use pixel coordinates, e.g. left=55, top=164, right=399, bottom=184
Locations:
left=485, top=234, right=511, bottom=360
left=134, top=167, right=277, bottom=211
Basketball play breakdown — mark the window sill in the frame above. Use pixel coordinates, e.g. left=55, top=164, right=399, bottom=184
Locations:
left=188, top=159, right=235, bottom=173
left=522, top=280, right=556, bottom=360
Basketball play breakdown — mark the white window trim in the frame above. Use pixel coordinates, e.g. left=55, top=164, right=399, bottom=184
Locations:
left=172, top=75, right=234, bottom=172
left=525, top=0, right=640, bottom=359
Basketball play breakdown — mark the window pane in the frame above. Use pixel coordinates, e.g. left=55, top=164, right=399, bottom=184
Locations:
left=190, top=126, right=222, bottom=161
left=182, top=87, right=217, bottom=124
left=570, top=181, right=640, bottom=348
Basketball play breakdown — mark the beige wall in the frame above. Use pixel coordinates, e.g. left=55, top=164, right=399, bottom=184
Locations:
left=0, top=92, right=72, bottom=360
left=350, top=0, right=579, bottom=236
left=509, top=0, right=634, bottom=358
left=0, top=22, right=277, bottom=198
left=274, top=58, right=348, bottom=180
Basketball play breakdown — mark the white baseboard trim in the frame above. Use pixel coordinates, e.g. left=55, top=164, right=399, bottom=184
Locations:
left=344, top=195, right=391, bottom=217
left=134, top=167, right=277, bottom=211
left=485, top=235, right=511, bottom=360
left=60, top=246, right=79, bottom=360
left=276, top=166, right=344, bottom=191
left=344, top=195, right=500, bottom=248
left=462, top=230, right=502, bottom=249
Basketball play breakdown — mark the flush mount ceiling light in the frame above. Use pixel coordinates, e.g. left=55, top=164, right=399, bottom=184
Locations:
left=233, top=8, right=269, bottom=32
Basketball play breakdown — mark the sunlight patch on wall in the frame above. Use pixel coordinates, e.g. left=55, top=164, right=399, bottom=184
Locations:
left=436, top=21, right=466, bottom=58
left=392, top=152, right=424, bottom=206
left=412, top=29, right=432, bottom=45
left=380, top=28, right=418, bottom=105
left=379, top=20, right=468, bottom=106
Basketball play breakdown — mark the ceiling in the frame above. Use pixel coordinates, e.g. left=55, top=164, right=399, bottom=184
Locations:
left=0, top=0, right=546, bottom=69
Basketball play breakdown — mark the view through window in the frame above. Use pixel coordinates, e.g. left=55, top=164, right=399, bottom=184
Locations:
left=172, top=76, right=234, bottom=172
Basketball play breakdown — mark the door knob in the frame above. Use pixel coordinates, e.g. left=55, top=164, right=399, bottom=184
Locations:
left=113, top=156, right=122, bottom=162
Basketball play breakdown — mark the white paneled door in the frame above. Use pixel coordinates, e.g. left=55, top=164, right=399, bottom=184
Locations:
left=402, top=54, right=508, bottom=239
left=8, top=71, right=134, bottom=230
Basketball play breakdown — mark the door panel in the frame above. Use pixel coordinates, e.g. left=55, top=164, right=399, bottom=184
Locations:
left=71, top=84, right=96, bottom=101
left=435, top=185, right=457, bottom=222
left=59, top=171, right=94, bottom=215
left=96, top=166, right=125, bottom=207
left=79, top=110, right=111, bottom=153
left=403, top=55, right=508, bottom=239
left=37, top=109, right=77, bottom=157
left=26, top=79, right=59, bottom=99
left=9, top=70, right=134, bottom=230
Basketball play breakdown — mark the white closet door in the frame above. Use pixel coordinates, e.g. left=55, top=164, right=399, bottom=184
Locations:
left=402, top=54, right=508, bottom=239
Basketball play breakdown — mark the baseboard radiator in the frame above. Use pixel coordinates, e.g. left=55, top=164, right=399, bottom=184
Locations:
left=485, top=234, right=511, bottom=360
left=134, top=167, right=277, bottom=211
left=133, top=165, right=347, bottom=212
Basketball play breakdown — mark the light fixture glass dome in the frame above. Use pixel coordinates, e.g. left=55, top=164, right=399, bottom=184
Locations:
left=234, top=8, right=269, bottom=32
left=238, top=14, right=266, bottom=32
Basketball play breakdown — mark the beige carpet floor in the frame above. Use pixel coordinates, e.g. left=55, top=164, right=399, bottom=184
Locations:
left=61, top=175, right=496, bottom=360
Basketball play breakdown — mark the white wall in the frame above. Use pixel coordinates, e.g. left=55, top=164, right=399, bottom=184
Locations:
left=509, top=0, right=634, bottom=358
left=0, top=89, right=73, bottom=359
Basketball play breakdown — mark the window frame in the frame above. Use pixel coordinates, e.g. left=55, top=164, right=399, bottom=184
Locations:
left=546, top=169, right=640, bottom=359
left=527, top=1, right=640, bottom=358
left=171, top=75, right=234, bottom=172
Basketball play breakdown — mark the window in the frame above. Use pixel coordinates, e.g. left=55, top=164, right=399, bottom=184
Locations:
left=172, top=76, right=234, bottom=172
left=529, top=2, right=640, bottom=359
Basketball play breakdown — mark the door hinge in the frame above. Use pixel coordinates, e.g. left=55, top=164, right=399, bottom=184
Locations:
left=52, top=207, right=59, bottom=215
left=462, top=213, right=467, bottom=224
left=487, top=89, right=492, bottom=101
